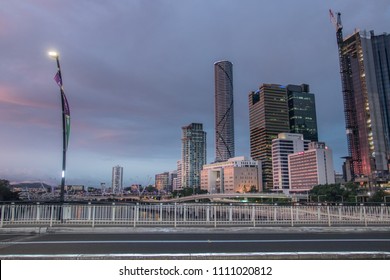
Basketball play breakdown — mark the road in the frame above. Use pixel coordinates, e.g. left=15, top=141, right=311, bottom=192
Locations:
left=1, top=229, right=390, bottom=259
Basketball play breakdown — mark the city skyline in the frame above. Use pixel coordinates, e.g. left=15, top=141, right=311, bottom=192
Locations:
left=1, top=1, right=389, bottom=187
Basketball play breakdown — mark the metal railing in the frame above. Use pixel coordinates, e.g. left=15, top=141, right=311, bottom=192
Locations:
left=1, top=203, right=389, bottom=228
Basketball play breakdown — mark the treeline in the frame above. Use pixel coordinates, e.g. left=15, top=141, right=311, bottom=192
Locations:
left=309, top=183, right=387, bottom=203
left=0, top=179, right=20, bottom=201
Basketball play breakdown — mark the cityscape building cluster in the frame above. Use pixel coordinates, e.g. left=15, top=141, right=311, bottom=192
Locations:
left=106, top=16, right=389, bottom=195
left=164, top=69, right=328, bottom=194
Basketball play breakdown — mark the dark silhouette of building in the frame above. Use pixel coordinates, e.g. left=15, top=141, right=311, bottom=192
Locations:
left=287, top=84, right=318, bottom=142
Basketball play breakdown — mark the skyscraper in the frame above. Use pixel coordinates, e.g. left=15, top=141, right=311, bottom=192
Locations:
left=249, top=84, right=289, bottom=189
left=111, top=165, right=123, bottom=194
left=214, top=60, right=235, bottom=162
left=155, top=172, right=169, bottom=191
left=174, top=160, right=182, bottom=191
left=287, top=84, right=318, bottom=142
left=181, top=123, right=207, bottom=192
left=332, top=12, right=390, bottom=180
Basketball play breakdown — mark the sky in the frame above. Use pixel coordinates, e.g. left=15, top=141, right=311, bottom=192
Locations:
left=1, top=0, right=389, bottom=187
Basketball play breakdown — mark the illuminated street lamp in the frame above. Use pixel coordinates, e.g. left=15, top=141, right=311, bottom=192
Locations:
left=48, top=51, right=58, bottom=58
left=48, top=51, right=70, bottom=204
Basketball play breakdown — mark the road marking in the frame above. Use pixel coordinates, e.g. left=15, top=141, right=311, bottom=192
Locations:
left=1, top=239, right=390, bottom=245
left=1, top=251, right=390, bottom=259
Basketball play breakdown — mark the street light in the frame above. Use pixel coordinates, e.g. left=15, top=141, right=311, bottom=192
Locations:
left=318, top=195, right=326, bottom=203
left=48, top=51, right=58, bottom=58
left=48, top=50, right=70, bottom=204
left=336, top=195, right=344, bottom=203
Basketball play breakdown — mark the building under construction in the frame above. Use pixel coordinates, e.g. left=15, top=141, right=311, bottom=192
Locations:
left=331, top=11, right=390, bottom=182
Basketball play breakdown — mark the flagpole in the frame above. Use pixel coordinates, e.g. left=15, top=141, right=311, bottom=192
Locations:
left=49, top=51, right=67, bottom=204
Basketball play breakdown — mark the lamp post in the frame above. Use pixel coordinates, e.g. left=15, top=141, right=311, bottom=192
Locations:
left=336, top=195, right=344, bottom=203
left=48, top=51, right=69, bottom=204
left=317, top=195, right=326, bottom=203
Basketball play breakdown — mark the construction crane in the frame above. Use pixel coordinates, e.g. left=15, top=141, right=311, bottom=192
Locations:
left=329, top=10, right=344, bottom=53
left=329, top=9, right=342, bottom=32
left=329, top=9, right=362, bottom=179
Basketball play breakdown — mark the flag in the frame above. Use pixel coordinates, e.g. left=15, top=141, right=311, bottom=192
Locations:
left=54, top=71, right=62, bottom=87
left=53, top=70, right=70, bottom=150
left=61, top=92, right=71, bottom=151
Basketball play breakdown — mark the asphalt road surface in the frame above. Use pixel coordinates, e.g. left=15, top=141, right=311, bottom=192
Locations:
left=1, top=229, right=390, bottom=259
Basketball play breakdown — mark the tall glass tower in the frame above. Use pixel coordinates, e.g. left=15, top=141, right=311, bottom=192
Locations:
left=214, top=61, right=235, bottom=162
left=111, top=165, right=123, bottom=194
left=249, top=84, right=289, bottom=189
left=181, top=123, right=207, bottom=192
left=333, top=12, right=390, bottom=180
left=287, top=84, right=318, bottom=142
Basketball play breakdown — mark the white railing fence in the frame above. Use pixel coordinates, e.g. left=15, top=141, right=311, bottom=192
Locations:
left=1, top=203, right=389, bottom=228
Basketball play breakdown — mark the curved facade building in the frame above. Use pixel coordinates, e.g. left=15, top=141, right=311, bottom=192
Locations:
left=214, top=60, right=235, bottom=162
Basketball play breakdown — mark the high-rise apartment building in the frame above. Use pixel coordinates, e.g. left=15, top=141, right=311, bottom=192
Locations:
left=287, top=84, right=318, bottom=142
left=333, top=12, right=390, bottom=180
left=155, top=172, right=169, bottom=191
left=173, top=160, right=182, bottom=191
left=272, top=133, right=310, bottom=192
left=249, top=84, right=290, bottom=189
left=181, top=123, right=207, bottom=191
left=288, top=142, right=335, bottom=192
left=214, top=61, right=235, bottom=162
left=111, top=165, right=123, bottom=194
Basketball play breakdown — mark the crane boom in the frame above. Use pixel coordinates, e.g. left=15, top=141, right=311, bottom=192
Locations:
left=329, top=9, right=342, bottom=31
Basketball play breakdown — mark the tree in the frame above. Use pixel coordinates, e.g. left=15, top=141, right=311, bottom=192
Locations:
left=368, top=189, right=386, bottom=203
left=309, top=183, right=360, bottom=203
left=341, top=182, right=360, bottom=203
left=309, top=182, right=376, bottom=203
left=180, top=187, right=195, bottom=196
left=145, top=185, right=157, bottom=193
left=172, top=187, right=206, bottom=197
left=0, top=179, right=19, bottom=201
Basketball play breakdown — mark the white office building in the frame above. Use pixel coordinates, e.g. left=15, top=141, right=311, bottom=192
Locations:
left=201, top=156, right=262, bottom=194
left=272, top=133, right=310, bottom=192
left=111, top=165, right=123, bottom=194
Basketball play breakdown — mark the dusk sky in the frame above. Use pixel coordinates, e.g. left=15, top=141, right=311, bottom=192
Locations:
left=1, top=0, right=389, bottom=187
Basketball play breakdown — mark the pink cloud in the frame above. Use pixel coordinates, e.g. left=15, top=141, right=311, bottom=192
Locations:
left=0, top=86, right=52, bottom=108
